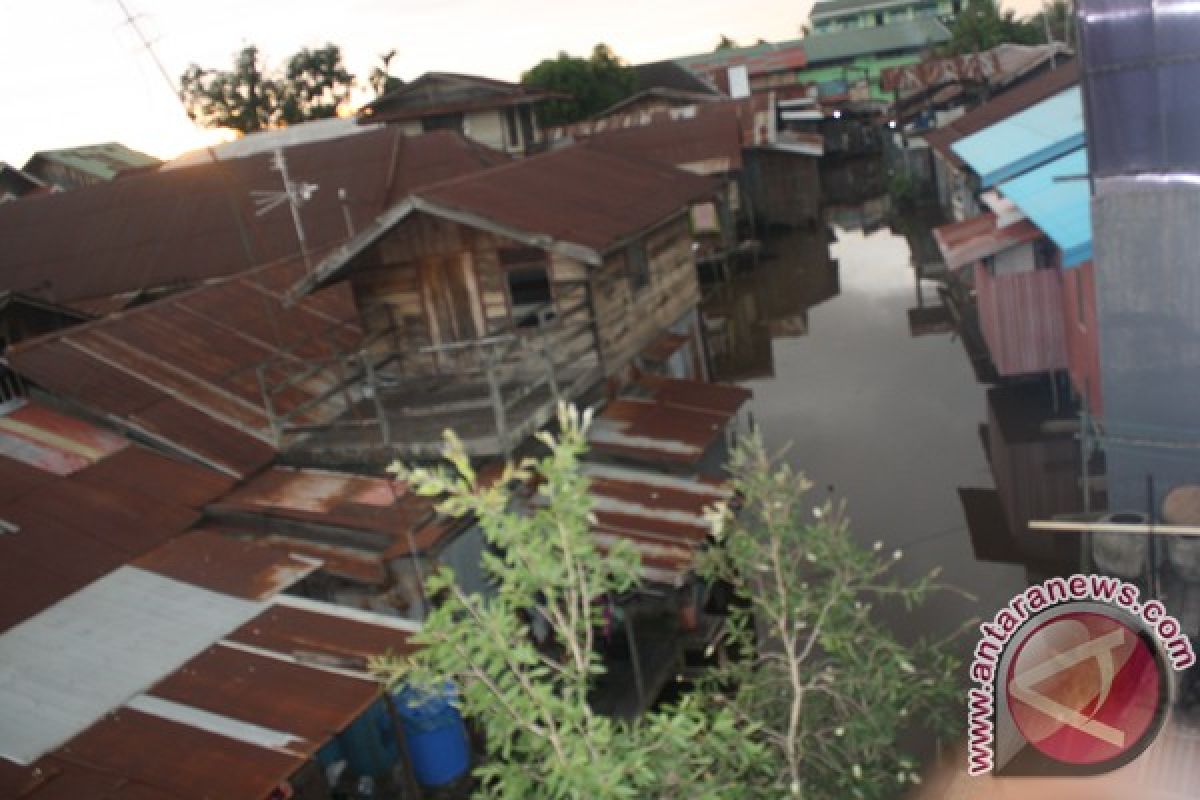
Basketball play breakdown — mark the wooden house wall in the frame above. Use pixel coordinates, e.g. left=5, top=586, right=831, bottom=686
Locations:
left=1061, top=260, right=1103, bottom=415
left=741, top=149, right=821, bottom=227
left=589, top=214, right=700, bottom=379
left=974, top=263, right=1068, bottom=377
left=350, top=213, right=591, bottom=361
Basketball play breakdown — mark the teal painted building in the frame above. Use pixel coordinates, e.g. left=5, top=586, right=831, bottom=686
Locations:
left=810, top=0, right=966, bottom=35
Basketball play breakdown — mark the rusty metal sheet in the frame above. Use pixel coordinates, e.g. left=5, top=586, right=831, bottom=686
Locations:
left=933, top=212, right=1043, bottom=271
left=71, top=445, right=235, bottom=511
left=975, top=263, right=1068, bottom=377
left=0, top=129, right=501, bottom=306
left=0, top=757, right=177, bottom=800
left=584, top=107, right=744, bottom=175
left=417, top=146, right=720, bottom=255
left=228, top=605, right=417, bottom=668
left=149, top=644, right=379, bottom=748
left=130, top=397, right=275, bottom=479
left=921, top=62, right=1079, bottom=169
left=55, top=708, right=302, bottom=800
left=589, top=399, right=727, bottom=466
left=636, top=374, right=752, bottom=417
left=261, top=536, right=389, bottom=585
left=132, top=530, right=319, bottom=601
left=362, top=73, right=560, bottom=123
left=0, top=453, right=54, bottom=506
left=0, top=401, right=128, bottom=476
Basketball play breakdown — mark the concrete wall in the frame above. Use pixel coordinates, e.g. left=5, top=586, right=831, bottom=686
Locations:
left=1094, top=186, right=1200, bottom=511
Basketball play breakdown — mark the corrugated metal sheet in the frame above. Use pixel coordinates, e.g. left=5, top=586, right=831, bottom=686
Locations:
left=951, top=87, right=1084, bottom=188
left=0, top=400, right=127, bottom=475
left=147, top=644, right=379, bottom=748
left=417, top=146, right=720, bottom=254
left=922, top=61, right=1079, bottom=170
left=208, top=467, right=454, bottom=558
left=583, top=107, right=744, bottom=175
left=227, top=603, right=418, bottom=668
left=932, top=212, right=1042, bottom=270
left=8, top=259, right=358, bottom=478
left=0, top=566, right=265, bottom=765
left=975, top=263, right=1068, bottom=377
left=56, top=708, right=302, bottom=800
left=998, top=147, right=1092, bottom=267
left=362, top=72, right=557, bottom=122
left=881, top=43, right=1069, bottom=93
left=25, top=143, right=160, bottom=181
left=0, top=129, right=505, bottom=307
left=582, top=463, right=727, bottom=586
left=132, top=530, right=319, bottom=601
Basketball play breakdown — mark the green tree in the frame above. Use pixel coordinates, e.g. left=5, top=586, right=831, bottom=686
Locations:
left=180, top=43, right=355, bottom=133
left=373, top=406, right=963, bottom=798
left=521, top=44, right=637, bottom=126
left=715, top=34, right=738, bottom=51
left=1034, top=0, right=1074, bottom=46
left=941, top=0, right=1041, bottom=55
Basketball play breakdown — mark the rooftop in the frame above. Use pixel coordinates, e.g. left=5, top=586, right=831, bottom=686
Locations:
left=922, top=60, right=1079, bottom=169
left=997, top=147, right=1092, bottom=268
left=361, top=72, right=559, bottom=123
left=24, top=142, right=161, bottom=181
left=581, top=105, right=744, bottom=175
left=0, top=129, right=504, bottom=307
left=951, top=86, right=1084, bottom=187
left=932, top=212, right=1044, bottom=271
left=801, top=18, right=951, bottom=65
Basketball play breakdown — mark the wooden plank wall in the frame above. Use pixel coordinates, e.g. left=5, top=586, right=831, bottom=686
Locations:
left=589, top=214, right=701, bottom=379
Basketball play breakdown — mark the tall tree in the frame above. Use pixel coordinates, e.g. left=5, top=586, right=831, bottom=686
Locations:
left=521, top=44, right=637, bottom=126
left=180, top=43, right=355, bottom=134
left=715, top=34, right=738, bottom=51
left=941, top=0, right=1041, bottom=55
left=373, top=407, right=962, bottom=798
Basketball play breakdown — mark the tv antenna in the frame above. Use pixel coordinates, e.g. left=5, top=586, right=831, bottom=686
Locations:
left=252, top=148, right=319, bottom=271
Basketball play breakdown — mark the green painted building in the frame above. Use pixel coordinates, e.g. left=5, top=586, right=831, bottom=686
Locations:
left=809, top=0, right=966, bottom=35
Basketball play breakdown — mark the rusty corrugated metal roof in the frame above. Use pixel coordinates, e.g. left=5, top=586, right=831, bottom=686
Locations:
left=0, top=129, right=505, bottom=307
left=362, top=72, right=558, bottom=122
left=932, top=212, right=1043, bottom=271
left=227, top=603, right=418, bottom=668
left=582, top=106, right=744, bottom=175
left=416, top=145, right=720, bottom=254
left=8, top=259, right=359, bottom=478
left=588, top=375, right=751, bottom=466
left=0, top=400, right=128, bottom=475
left=922, top=61, right=1079, bottom=170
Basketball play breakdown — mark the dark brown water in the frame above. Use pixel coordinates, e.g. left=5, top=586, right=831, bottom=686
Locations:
left=702, top=209, right=1026, bottom=649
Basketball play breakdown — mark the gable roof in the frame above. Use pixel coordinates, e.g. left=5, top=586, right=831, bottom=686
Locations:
left=633, top=60, right=721, bottom=95
left=7, top=259, right=361, bottom=479
left=581, top=105, right=744, bottom=175
left=998, top=147, right=1091, bottom=268
left=0, top=129, right=505, bottom=308
left=922, top=60, right=1080, bottom=169
left=23, top=142, right=160, bottom=182
left=293, top=145, right=720, bottom=295
left=361, top=72, right=558, bottom=123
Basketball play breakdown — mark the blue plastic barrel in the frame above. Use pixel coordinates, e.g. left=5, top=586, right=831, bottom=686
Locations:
left=394, top=683, right=470, bottom=787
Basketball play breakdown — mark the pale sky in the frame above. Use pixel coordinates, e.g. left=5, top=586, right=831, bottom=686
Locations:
left=1, top=0, right=1043, bottom=166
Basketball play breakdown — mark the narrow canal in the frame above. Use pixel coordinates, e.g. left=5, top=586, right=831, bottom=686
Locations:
left=702, top=199, right=1026, bottom=651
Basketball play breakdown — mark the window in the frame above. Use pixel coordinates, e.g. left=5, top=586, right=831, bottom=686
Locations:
left=875, top=11, right=884, bottom=25
left=505, top=108, right=520, bottom=149
left=626, top=241, right=650, bottom=293
left=952, top=0, right=962, bottom=12
left=499, top=247, right=553, bottom=328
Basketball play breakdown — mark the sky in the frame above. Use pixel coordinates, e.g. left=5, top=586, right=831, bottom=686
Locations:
left=0, top=0, right=1043, bottom=166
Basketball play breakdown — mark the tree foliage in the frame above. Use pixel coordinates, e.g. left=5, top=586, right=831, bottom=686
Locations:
left=179, top=43, right=355, bottom=133
left=520, top=44, right=637, bottom=126
left=373, top=407, right=962, bottom=798
left=715, top=35, right=738, bottom=51
left=941, top=0, right=1042, bottom=55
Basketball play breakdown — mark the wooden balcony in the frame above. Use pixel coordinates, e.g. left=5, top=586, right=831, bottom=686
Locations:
left=257, top=301, right=602, bottom=468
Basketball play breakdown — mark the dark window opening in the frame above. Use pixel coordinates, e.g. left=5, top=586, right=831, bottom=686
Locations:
left=500, top=247, right=553, bottom=327
left=952, top=0, right=962, bottom=12
left=874, top=11, right=884, bottom=25
left=505, top=108, right=520, bottom=149
left=422, top=112, right=465, bottom=133
left=627, top=241, right=650, bottom=293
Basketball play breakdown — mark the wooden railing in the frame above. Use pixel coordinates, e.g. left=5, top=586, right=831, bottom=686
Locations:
left=255, top=300, right=600, bottom=455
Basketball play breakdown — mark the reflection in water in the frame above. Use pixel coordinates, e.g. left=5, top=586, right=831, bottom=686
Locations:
left=702, top=205, right=1026, bottom=647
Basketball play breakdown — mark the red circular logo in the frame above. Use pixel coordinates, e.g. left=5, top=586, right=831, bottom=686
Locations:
left=1005, top=611, right=1164, bottom=767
